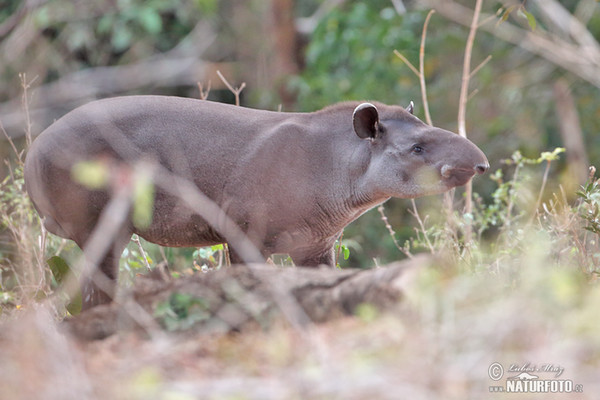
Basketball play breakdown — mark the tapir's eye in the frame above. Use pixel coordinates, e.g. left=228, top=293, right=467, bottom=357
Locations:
left=411, top=144, right=424, bottom=154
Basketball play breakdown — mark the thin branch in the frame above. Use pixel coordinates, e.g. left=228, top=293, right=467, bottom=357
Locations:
left=429, top=0, right=600, bottom=89
left=419, top=9, right=436, bottom=126
left=378, top=205, right=413, bottom=259
left=335, top=230, right=345, bottom=265
left=530, top=160, right=552, bottom=223
left=469, top=54, right=492, bottom=79
left=20, top=73, right=38, bottom=148
left=0, top=119, right=20, bottom=162
left=408, top=199, right=435, bottom=254
left=466, top=88, right=480, bottom=102
left=457, top=0, right=482, bottom=139
left=477, top=13, right=497, bottom=28
left=456, top=0, right=483, bottom=244
left=393, top=50, right=420, bottom=77
left=216, top=70, right=246, bottom=106
left=197, top=80, right=211, bottom=100
left=131, top=234, right=152, bottom=272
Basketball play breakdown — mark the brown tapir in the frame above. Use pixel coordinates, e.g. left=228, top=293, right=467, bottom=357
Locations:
left=24, top=96, right=488, bottom=309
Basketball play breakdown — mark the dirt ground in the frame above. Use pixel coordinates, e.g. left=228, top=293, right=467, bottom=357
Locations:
left=1, top=257, right=598, bottom=400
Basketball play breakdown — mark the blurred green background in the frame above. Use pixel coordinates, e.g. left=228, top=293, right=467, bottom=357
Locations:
left=1, top=0, right=599, bottom=269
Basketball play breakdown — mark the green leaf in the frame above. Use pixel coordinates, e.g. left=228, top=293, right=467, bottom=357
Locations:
left=154, top=292, right=210, bottom=331
left=71, top=161, right=109, bottom=189
left=47, top=256, right=71, bottom=285
left=343, top=245, right=350, bottom=260
left=210, top=244, right=224, bottom=252
left=355, top=302, right=378, bottom=322
left=538, top=147, right=565, bottom=163
left=112, top=25, right=132, bottom=51
left=66, top=291, right=82, bottom=316
left=46, top=256, right=81, bottom=315
left=138, top=8, right=163, bottom=35
left=498, top=5, right=516, bottom=24
left=519, top=6, right=537, bottom=31
left=133, top=178, right=155, bottom=229
left=97, top=15, right=114, bottom=35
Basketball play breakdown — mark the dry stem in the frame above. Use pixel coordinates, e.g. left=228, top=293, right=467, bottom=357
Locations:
left=419, top=9, right=436, bottom=126
left=457, top=0, right=484, bottom=244
left=408, top=199, right=435, bottom=254
left=216, top=70, right=246, bottom=106
left=197, top=80, right=212, bottom=100
left=378, top=205, right=413, bottom=259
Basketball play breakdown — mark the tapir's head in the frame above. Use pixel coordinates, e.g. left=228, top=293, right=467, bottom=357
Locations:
left=353, top=102, right=489, bottom=199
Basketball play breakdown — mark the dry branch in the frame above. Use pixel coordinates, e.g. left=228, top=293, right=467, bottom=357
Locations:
left=0, top=24, right=216, bottom=138
left=456, top=0, right=484, bottom=244
left=427, top=0, right=600, bottom=89
left=0, top=57, right=209, bottom=137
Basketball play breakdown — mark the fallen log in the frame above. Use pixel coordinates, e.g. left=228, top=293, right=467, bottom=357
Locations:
left=65, top=256, right=427, bottom=340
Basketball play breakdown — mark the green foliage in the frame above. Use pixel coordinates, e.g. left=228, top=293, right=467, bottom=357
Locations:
left=354, top=302, right=379, bottom=322
left=471, top=149, right=564, bottom=235
left=25, top=0, right=210, bottom=70
left=576, top=176, right=600, bottom=236
left=132, top=176, right=155, bottom=230
left=0, top=165, right=45, bottom=305
left=292, top=1, right=423, bottom=110
left=154, top=292, right=210, bottom=331
left=498, top=4, right=537, bottom=31
left=193, top=244, right=225, bottom=270
left=71, top=160, right=109, bottom=189
left=47, top=255, right=70, bottom=286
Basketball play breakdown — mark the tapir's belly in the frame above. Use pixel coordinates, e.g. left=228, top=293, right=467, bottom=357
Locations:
left=136, top=214, right=224, bottom=248
left=134, top=192, right=226, bottom=247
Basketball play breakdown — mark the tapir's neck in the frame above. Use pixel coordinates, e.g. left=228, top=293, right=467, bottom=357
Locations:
left=303, top=111, right=391, bottom=232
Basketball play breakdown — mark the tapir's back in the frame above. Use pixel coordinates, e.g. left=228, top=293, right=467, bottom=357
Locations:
left=24, top=96, right=293, bottom=242
left=29, top=96, right=286, bottom=172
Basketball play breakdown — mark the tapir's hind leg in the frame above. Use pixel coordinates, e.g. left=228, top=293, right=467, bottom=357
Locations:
left=74, top=226, right=132, bottom=311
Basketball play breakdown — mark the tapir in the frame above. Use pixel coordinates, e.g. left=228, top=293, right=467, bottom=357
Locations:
left=24, top=96, right=488, bottom=309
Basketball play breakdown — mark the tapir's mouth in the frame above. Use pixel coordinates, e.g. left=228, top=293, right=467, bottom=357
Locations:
left=440, top=164, right=485, bottom=188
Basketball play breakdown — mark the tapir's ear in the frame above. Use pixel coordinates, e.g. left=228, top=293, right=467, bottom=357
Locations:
left=406, top=101, right=414, bottom=115
left=353, top=103, right=380, bottom=139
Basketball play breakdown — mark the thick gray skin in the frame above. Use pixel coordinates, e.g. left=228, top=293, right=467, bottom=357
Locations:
left=24, top=96, right=488, bottom=309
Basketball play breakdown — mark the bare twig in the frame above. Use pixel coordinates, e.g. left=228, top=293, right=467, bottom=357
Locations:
left=408, top=199, right=435, bottom=254
left=428, top=0, right=600, bottom=89
left=378, top=205, right=413, bottom=259
left=469, top=55, right=492, bottom=79
left=131, top=234, right=152, bottom=272
left=419, top=9, right=436, bottom=126
left=0, top=119, right=21, bottom=163
left=1, top=23, right=217, bottom=138
left=335, top=230, right=345, bottom=266
left=216, top=70, right=246, bottom=107
left=531, top=160, right=552, bottom=223
left=19, top=73, right=38, bottom=148
left=394, top=9, right=436, bottom=126
left=197, top=80, right=211, bottom=100
left=456, top=0, right=484, bottom=244
left=393, top=50, right=420, bottom=77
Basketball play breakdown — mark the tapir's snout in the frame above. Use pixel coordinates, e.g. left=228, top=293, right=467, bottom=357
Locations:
left=439, top=142, right=489, bottom=188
